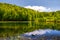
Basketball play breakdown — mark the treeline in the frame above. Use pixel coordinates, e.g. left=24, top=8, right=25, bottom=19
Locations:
left=0, top=3, right=60, bottom=21
left=0, top=3, right=36, bottom=21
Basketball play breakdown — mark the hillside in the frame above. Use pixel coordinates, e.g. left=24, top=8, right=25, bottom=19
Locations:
left=0, top=3, right=38, bottom=21
left=0, top=3, right=60, bottom=21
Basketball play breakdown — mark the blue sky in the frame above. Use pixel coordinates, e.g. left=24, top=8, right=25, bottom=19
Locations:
left=0, top=0, right=60, bottom=11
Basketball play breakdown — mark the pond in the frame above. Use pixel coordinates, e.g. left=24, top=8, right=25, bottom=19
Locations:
left=20, top=29, right=60, bottom=40
left=0, top=29, right=60, bottom=40
left=0, top=21, right=60, bottom=40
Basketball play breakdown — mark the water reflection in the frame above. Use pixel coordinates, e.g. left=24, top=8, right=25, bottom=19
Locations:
left=0, top=21, right=60, bottom=40
left=0, top=29, right=60, bottom=40
left=20, top=29, right=60, bottom=40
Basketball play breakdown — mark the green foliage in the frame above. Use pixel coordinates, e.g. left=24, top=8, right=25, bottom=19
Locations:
left=0, top=3, right=37, bottom=21
left=0, top=3, right=60, bottom=22
left=0, top=3, right=60, bottom=37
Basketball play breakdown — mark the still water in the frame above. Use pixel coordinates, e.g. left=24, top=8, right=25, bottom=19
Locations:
left=0, top=29, right=60, bottom=40
left=20, top=29, right=60, bottom=40
left=0, top=21, right=60, bottom=40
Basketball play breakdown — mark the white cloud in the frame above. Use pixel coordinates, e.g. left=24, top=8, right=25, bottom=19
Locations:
left=24, top=6, right=52, bottom=12
left=24, top=29, right=52, bottom=36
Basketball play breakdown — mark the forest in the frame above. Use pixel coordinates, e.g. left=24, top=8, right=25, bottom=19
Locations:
left=0, top=3, right=60, bottom=37
left=0, top=3, right=59, bottom=21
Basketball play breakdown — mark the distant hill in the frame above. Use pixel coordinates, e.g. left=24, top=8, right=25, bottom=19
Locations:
left=0, top=3, right=38, bottom=21
left=0, top=3, right=60, bottom=21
